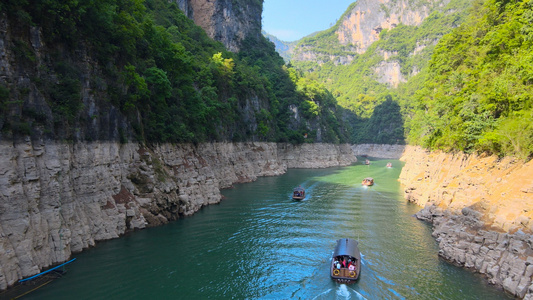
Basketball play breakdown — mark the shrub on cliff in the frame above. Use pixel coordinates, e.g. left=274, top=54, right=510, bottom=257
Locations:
left=407, top=0, right=533, bottom=159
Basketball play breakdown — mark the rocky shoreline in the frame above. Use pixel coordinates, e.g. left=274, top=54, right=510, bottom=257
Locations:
left=3, top=141, right=533, bottom=298
left=0, top=141, right=356, bottom=290
left=399, top=146, right=533, bottom=299
left=351, top=143, right=406, bottom=159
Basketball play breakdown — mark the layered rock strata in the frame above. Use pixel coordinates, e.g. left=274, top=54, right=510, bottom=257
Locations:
left=0, top=141, right=355, bottom=290
left=351, top=144, right=406, bottom=159
left=399, top=146, right=533, bottom=298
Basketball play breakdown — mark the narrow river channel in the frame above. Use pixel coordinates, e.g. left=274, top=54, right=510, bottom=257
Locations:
left=25, top=159, right=512, bottom=299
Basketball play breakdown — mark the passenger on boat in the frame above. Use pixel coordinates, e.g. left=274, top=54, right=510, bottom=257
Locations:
left=334, top=258, right=340, bottom=269
left=348, top=262, right=355, bottom=271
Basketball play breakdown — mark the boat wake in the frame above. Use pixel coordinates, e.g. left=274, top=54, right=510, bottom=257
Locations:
left=311, top=284, right=367, bottom=300
left=337, top=284, right=367, bottom=300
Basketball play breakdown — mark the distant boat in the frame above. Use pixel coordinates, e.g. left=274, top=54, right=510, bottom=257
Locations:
left=362, top=177, right=374, bottom=186
left=364, top=159, right=370, bottom=165
left=331, top=238, right=361, bottom=284
left=292, top=186, right=305, bottom=200
left=386, top=162, right=392, bottom=168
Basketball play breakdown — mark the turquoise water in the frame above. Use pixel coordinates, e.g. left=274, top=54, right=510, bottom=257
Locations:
left=23, top=159, right=512, bottom=299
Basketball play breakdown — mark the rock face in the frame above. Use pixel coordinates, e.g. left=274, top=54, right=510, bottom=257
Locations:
left=176, top=0, right=262, bottom=52
left=0, top=140, right=356, bottom=290
left=290, top=0, right=451, bottom=88
left=399, top=146, right=533, bottom=298
left=336, top=0, right=447, bottom=54
left=351, top=144, right=406, bottom=159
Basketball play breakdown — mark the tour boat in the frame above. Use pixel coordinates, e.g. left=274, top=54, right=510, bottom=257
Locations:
left=362, top=177, right=374, bottom=186
left=364, top=159, right=370, bottom=165
left=386, top=162, right=392, bottom=168
left=331, top=238, right=361, bottom=283
left=292, top=186, right=305, bottom=200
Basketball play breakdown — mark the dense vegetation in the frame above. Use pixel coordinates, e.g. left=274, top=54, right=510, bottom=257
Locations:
left=407, top=0, right=533, bottom=159
left=290, top=0, right=532, bottom=159
left=290, top=2, right=358, bottom=62
left=290, top=0, right=471, bottom=146
left=0, top=0, right=350, bottom=144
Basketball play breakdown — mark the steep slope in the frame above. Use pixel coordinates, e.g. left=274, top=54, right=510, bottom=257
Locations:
left=262, top=31, right=297, bottom=62
left=0, top=0, right=350, bottom=145
left=290, top=0, right=472, bottom=145
left=291, top=0, right=452, bottom=66
left=175, top=0, right=262, bottom=52
left=400, top=146, right=533, bottom=298
left=0, top=0, right=358, bottom=291
left=406, top=0, right=533, bottom=159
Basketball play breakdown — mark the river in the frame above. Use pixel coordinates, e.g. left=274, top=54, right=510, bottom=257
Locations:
left=24, top=159, right=512, bottom=299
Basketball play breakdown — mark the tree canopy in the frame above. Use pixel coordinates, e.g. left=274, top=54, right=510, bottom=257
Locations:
left=0, top=0, right=351, bottom=144
left=407, top=0, right=533, bottom=159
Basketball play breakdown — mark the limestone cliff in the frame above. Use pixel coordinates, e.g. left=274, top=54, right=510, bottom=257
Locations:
left=335, top=0, right=447, bottom=54
left=399, top=146, right=533, bottom=298
left=176, top=0, right=262, bottom=52
left=0, top=1, right=355, bottom=291
left=0, top=141, right=356, bottom=290
left=290, top=0, right=452, bottom=88
left=351, top=143, right=405, bottom=159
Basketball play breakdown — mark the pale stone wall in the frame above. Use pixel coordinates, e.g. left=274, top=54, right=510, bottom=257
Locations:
left=0, top=141, right=356, bottom=289
left=399, top=146, right=533, bottom=299
left=351, top=144, right=406, bottom=159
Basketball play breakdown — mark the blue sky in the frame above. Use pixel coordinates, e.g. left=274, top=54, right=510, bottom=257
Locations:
left=262, top=0, right=355, bottom=42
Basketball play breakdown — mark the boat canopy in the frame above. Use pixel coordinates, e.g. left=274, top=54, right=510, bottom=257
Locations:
left=293, top=186, right=305, bottom=192
left=333, top=238, right=361, bottom=260
left=363, top=177, right=373, bottom=181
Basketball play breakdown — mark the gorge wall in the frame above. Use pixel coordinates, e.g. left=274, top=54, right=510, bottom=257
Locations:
left=175, top=0, right=262, bottom=52
left=336, top=0, right=448, bottom=54
left=351, top=143, right=405, bottom=159
left=399, top=146, right=533, bottom=298
left=0, top=141, right=356, bottom=290
left=289, top=0, right=456, bottom=88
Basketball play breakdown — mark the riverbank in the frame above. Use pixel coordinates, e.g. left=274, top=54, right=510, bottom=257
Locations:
left=4, top=141, right=532, bottom=298
left=399, top=146, right=533, bottom=299
left=0, top=141, right=355, bottom=290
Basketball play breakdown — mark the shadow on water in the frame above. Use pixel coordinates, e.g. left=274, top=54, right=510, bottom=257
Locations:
left=23, top=159, right=513, bottom=300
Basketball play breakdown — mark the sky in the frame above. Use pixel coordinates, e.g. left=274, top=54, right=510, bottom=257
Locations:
left=262, top=0, right=355, bottom=42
